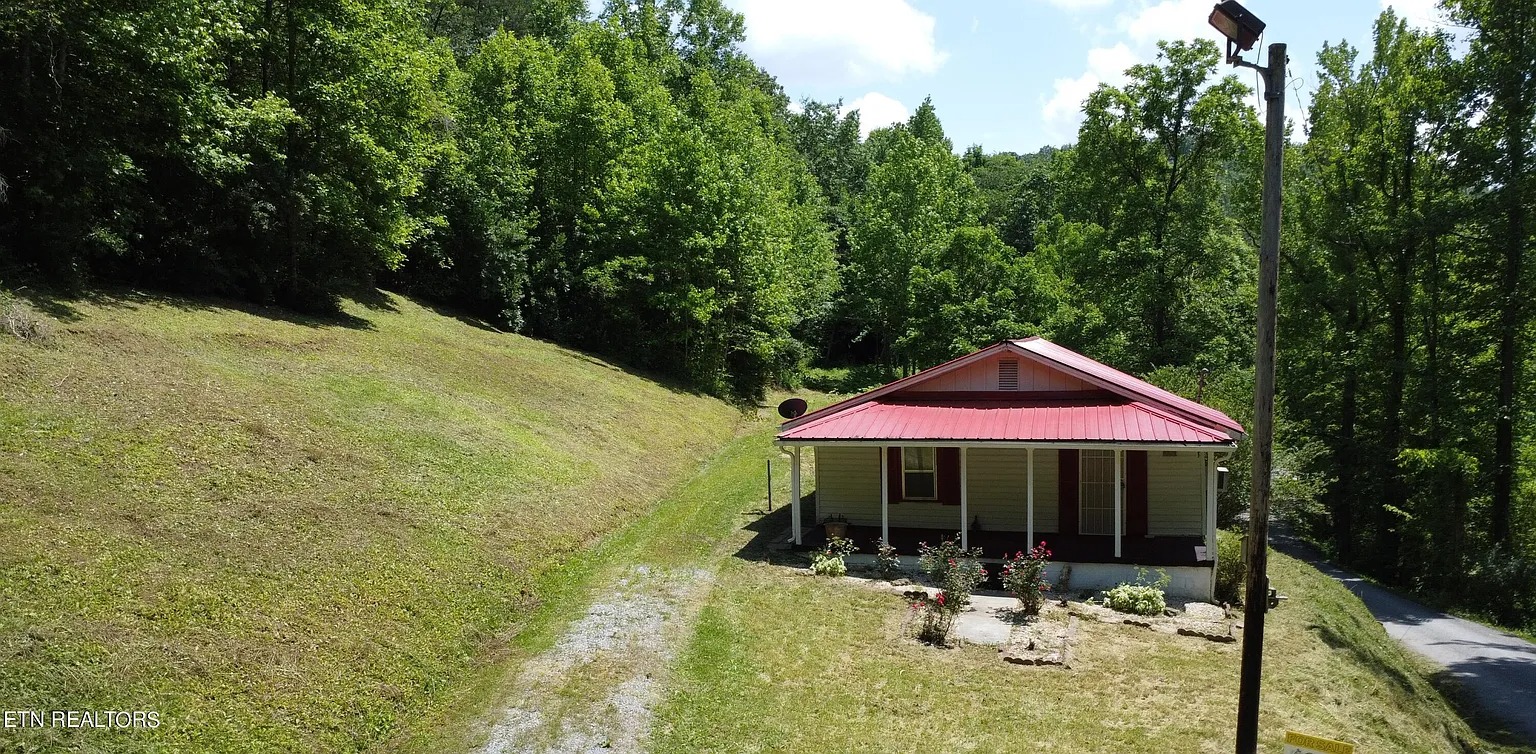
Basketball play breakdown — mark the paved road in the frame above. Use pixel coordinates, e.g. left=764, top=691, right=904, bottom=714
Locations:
left=1273, top=532, right=1536, bottom=744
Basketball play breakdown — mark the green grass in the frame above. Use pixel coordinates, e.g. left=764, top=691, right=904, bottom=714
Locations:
left=396, top=401, right=804, bottom=752
left=651, top=526, right=1531, bottom=752
left=0, top=289, right=743, bottom=752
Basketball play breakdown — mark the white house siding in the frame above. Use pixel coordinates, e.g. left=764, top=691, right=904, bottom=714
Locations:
left=813, top=447, right=966, bottom=529
left=962, top=448, right=1062, bottom=533
left=813, top=446, right=1205, bottom=537
left=813, top=446, right=882, bottom=526
left=1032, top=450, right=1060, bottom=533
left=962, top=448, right=1027, bottom=530
left=1147, top=451, right=1206, bottom=536
left=815, top=446, right=1069, bottom=533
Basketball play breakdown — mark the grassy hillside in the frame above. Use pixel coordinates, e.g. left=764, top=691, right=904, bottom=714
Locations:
left=0, top=290, right=742, bottom=752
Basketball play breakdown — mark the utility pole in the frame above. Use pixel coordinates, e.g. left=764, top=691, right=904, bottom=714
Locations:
left=1234, top=40, right=1285, bottom=754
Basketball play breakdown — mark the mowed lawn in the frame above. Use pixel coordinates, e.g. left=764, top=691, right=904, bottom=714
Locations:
left=0, top=290, right=741, bottom=752
left=652, top=535, right=1526, bottom=752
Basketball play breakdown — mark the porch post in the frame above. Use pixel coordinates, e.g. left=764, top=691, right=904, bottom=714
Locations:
left=1114, top=448, right=1124, bottom=559
left=1206, top=451, right=1219, bottom=552
left=880, top=446, right=890, bottom=546
left=1026, top=447, right=1035, bottom=549
left=790, top=446, right=802, bottom=546
left=959, top=446, right=969, bottom=550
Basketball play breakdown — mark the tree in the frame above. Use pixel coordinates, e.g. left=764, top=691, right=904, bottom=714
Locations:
left=1287, top=13, right=1459, bottom=572
left=1447, top=0, right=1536, bottom=546
left=845, top=116, right=982, bottom=373
left=1045, top=40, right=1261, bottom=371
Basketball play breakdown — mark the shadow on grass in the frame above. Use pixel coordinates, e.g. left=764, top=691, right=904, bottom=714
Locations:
left=7, top=285, right=378, bottom=331
left=1308, top=620, right=1421, bottom=697
left=412, top=296, right=508, bottom=335
left=731, top=501, right=805, bottom=567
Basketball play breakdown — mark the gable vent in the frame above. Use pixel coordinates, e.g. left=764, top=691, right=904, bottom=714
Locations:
left=998, top=359, right=1020, bottom=390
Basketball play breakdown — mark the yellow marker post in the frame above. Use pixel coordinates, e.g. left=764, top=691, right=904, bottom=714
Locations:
left=1282, top=730, right=1355, bottom=754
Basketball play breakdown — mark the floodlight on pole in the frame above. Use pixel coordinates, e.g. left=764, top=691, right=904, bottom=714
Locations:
left=1207, top=3, right=1285, bottom=753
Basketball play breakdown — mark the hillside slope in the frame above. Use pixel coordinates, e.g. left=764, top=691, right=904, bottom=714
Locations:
left=0, top=290, right=742, bottom=752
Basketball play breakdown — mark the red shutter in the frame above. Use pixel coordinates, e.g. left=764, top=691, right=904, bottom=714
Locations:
left=1058, top=449, right=1079, bottom=534
left=938, top=447, right=960, bottom=505
left=886, top=447, right=903, bottom=504
left=1127, top=450, right=1149, bottom=537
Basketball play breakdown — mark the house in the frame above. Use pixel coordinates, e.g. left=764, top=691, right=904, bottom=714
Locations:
left=775, top=337, right=1243, bottom=600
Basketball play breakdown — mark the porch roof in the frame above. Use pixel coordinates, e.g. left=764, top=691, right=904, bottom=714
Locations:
left=775, top=397, right=1234, bottom=445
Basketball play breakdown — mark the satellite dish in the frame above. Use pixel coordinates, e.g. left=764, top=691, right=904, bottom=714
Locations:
left=777, top=397, right=808, bottom=419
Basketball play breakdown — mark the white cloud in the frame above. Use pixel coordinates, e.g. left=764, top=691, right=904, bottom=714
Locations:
left=728, top=0, right=946, bottom=85
left=1123, top=0, right=1225, bottom=48
left=841, top=92, right=910, bottom=139
left=1381, top=0, right=1442, bottom=27
left=1039, top=0, right=1239, bottom=143
left=1042, top=0, right=1114, bottom=10
left=1041, top=43, right=1136, bottom=142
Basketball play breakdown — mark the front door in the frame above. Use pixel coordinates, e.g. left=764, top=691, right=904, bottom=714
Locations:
left=1079, top=449, right=1116, bottom=535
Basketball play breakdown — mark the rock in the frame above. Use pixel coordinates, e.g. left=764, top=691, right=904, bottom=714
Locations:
left=1123, top=618, right=1154, bottom=629
left=1178, top=627, right=1238, bottom=643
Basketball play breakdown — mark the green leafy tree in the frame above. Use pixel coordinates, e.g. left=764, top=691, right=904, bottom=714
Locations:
left=1044, top=40, right=1261, bottom=371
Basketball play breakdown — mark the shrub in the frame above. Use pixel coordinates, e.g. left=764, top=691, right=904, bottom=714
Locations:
left=1462, top=546, right=1536, bottom=631
left=910, top=591, right=956, bottom=645
left=917, top=536, right=984, bottom=589
left=1215, top=529, right=1246, bottom=606
left=0, top=294, right=55, bottom=343
left=910, top=536, right=988, bottom=646
left=1104, top=569, right=1170, bottom=616
left=810, top=535, right=856, bottom=577
left=873, top=538, right=901, bottom=580
left=1001, top=541, right=1053, bottom=615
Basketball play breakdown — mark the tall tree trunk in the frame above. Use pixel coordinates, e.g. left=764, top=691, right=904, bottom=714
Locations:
left=1334, top=323, right=1360, bottom=564
left=1491, top=39, right=1528, bottom=546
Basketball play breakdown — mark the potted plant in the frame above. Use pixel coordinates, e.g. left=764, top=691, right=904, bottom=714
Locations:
left=822, top=513, right=848, bottom=539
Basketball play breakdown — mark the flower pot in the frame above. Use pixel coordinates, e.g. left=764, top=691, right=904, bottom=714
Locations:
left=824, top=521, right=848, bottom=539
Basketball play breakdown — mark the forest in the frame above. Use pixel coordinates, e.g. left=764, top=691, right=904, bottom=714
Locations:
left=0, top=0, right=1531, bottom=630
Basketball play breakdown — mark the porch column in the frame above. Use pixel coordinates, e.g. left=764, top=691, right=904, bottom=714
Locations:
left=1114, top=448, right=1123, bottom=559
left=880, top=446, right=890, bottom=546
left=790, top=446, right=802, bottom=545
left=1206, top=451, right=1219, bottom=552
left=1026, top=447, right=1035, bottom=549
left=959, top=447, right=969, bottom=550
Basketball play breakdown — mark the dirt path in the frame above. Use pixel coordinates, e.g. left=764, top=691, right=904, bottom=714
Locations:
left=477, top=566, right=713, bottom=754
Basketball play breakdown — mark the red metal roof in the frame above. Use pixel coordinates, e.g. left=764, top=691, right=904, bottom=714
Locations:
left=778, top=337, right=1243, bottom=445
left=778, top=398, right=1232, bottom=444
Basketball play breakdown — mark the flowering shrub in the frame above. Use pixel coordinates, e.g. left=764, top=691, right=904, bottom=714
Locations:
left=1104, top=569, right=1171, bottom=616
left=873, top=539, right=901, bottom=580
left=1001, top=542, right=1053, bottom=615
left=917, top=537, right=985, bottom=590
left=910, top=536, right=987, bottom=645
left=910, top=591, right=955, bottom=644
left=810, top=535, right=857, bottom=577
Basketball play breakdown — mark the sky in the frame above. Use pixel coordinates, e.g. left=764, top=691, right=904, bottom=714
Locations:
left=715, top=0, right=1450, bottom=154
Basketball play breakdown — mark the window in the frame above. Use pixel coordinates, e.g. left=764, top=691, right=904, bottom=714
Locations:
left=1080, top=449, right=1116, bottom=535
left=902, top=447, right=937, bottom=500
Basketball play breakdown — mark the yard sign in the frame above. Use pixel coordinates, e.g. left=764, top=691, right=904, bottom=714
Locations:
left=1282, top=730, right=1355, bottom=754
